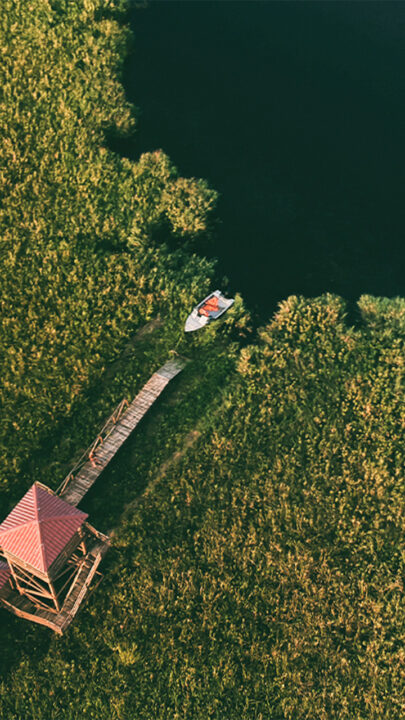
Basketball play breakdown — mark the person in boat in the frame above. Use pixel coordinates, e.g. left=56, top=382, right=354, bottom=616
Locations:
left=198, top=296, right=219, bottom=317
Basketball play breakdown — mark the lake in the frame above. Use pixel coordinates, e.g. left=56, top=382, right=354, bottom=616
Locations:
left=116, top=0, right=405, bottom=320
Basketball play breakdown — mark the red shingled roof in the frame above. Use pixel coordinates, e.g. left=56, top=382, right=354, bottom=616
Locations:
left=0, top=483, right=88, bottom=574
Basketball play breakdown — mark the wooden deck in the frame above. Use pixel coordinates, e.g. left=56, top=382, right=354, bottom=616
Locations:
left=58, top=357, right=186, bottom=507
left=0, top=530, right=110, bottom=634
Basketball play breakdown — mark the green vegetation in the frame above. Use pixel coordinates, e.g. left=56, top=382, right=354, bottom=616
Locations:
left=0, top=3, right=403, bottom=720
left=0, top=0, right=217, bottom=508
left=1, top=294, right=404, bottom=720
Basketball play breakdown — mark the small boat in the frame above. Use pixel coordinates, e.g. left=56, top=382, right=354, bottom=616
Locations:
left=184, top=290, right=235, bottom=332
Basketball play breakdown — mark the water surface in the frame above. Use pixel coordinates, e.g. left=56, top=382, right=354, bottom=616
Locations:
left=117, top=1, right=405, bottom=319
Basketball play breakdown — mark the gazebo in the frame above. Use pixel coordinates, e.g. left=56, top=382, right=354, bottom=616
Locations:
left=0, top=482, right=109, bottom=632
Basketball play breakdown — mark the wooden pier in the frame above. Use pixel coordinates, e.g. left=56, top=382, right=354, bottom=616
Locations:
left=58, top=357, right=186, bottom=507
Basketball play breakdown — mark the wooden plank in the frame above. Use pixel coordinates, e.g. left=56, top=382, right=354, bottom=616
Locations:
left=127, top=403, right=150, bottom=415
left=111, top=427, right=131, bottom=440
left=128, top=398, right=153, bottom=410
left=136, top=394, right=157, bottom=404
left=117, top=418, right=137, bottom=431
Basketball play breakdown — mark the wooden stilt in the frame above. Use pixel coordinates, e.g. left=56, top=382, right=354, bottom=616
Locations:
left=48, top=579, right=60, bottom=612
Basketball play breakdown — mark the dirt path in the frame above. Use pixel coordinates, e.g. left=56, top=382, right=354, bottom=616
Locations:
left=104, top=316, right=163, bottom=381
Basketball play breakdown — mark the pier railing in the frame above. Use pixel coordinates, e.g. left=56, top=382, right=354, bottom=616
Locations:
left=56, top=398, right=129, bottom=496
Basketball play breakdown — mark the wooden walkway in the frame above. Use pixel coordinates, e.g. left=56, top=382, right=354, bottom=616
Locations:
left=58, top=357, right=186, bottom=507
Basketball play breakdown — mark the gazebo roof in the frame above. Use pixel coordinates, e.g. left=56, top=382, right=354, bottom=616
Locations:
left=0, top=483, right=88, bottom=574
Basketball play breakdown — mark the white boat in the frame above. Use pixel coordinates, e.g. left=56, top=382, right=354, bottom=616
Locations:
left=184, top=290, right=235, bottom=332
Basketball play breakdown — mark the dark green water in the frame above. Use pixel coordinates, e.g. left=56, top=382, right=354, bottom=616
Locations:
left=117, top=1, right=405, bottom=319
